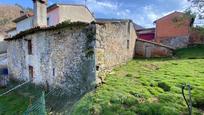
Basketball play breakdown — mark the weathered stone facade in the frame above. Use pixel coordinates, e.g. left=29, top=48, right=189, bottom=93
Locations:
left=7, top=24, right=96, bottom=92
left=6, top=21, right=138, bottom=113
left=135, top=39, right=173, bottom=58
left=6, top=20, right=138, bottom=86
left=0, top=53, right=7, bottom=67
left=95, top=20, right=137, bottom=82
left=160, top=36, right=189, bottom=49
left=0, top=41, right=8, bottom=54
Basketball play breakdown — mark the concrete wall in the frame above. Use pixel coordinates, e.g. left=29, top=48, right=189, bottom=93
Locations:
left=135, top=39, right=173, bottom=58
left=59, top=5, right=95, bottom=23
left=7, top=25, right=96, bottom=91
left=95, top=21, right=137, bottom=83
left=16, top=17, right=33, bottom=33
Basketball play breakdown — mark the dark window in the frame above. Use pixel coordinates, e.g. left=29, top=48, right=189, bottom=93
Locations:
left=53, top=68, right=55, bottom=76
left=96, top=66, right=100, bottom=71
left=47, top=17, right=50, bottom=26
left=29, top=66, right=34, bottom=80
left=127, top=40, right=130, bottom=49
left=128, top=22, right=130, bottom=34
left=28, top=40, right=32, bottom=55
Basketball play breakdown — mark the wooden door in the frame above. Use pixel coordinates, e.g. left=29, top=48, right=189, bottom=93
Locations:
left=29, top=66, right=34, bottom=80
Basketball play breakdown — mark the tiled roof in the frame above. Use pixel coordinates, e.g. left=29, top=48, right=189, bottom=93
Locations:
left=13, top=12, right=34, bottom=23
left=4, top=21, right=89, bottom=41
left=153, top=11, right=184, bottom=23
left=96, top=18, right=132, bottom=22
left=5, top=27, right=16, bottom=33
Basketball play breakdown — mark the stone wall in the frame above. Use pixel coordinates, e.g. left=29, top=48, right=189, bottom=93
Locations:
left=159, top=36, right=189, bottom=49
left=95, top=20, right=137, bottom=83
left=7, top=25, right=96, bottom=92
left=0, top=41, right=8, bottom=54
left=6, top=21, right=138, bottom=113
left=190, top=30, right=204, bottom=44
left=136, top=39, right=173, bottom=58
left=7, top=20, right=138, bottom=88
left=0, top=53, right=7, bottom=67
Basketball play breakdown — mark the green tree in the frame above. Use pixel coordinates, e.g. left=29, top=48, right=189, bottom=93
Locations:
left=188, top=0, right=204, bottom=19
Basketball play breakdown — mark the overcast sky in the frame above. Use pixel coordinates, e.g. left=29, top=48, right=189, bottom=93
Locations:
left=0, top=0, right=191, bottom=27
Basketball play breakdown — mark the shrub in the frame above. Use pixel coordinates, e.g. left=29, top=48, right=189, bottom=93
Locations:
left=122, top=97, right=139, bottom=107
left=158, top=82, right=171, bottom=92
left=126, top=74, right=133, bottom=77
left=192, top=90, right=204, bottom=110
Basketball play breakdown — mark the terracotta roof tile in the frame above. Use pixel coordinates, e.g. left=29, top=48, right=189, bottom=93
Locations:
left=13, top=12, right=34, bottom=23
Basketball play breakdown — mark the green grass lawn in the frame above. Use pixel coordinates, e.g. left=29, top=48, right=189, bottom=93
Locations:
left=0, top=81, right=43, bottom=115
left=72, top=46, right=204, bottom=115
left=175, top=44, right=204, bottom=59
left=1, top=45, right=204, bottom=115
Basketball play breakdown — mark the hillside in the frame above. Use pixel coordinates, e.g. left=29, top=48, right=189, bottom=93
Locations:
left=72, top=45, right=204, bottom=115
left=0, top=4, right=22, bottom=37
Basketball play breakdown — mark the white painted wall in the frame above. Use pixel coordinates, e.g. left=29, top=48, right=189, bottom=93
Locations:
left=16, top=17, right=33, bottom=33
left=7, top=29, right=17, bottom=37
left=59, top=5, right=95, bottom=23
left=0, top=35, right=4, bottom=41
left=14, top=5, right=95, bottom=35
left=47, top=7, right=60, bottom=26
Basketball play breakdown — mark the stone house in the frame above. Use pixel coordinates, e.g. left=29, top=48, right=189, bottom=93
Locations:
left=5, top=0, right=138, bottom=89
left=5, top=22, right=96, bottom=90
left=154, top=11, right=194, bottom=48
left=7, top=0, right=94, bottom=37
left=5, top=19, right=137, bottom=87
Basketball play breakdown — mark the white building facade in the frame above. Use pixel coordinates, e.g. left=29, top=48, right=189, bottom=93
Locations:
left=7, top=3, right=95, bottom=37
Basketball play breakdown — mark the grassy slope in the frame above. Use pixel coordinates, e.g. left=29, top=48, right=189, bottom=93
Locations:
left=0, top=45, right=204, bottom=115
left=175, top=44, right=204, bottom=59
left=72, top=45, right=204, bottom=115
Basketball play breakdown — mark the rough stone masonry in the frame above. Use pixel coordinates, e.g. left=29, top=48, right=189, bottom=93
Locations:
left=95, top=19, right=137, bottom=83
left=6, top=22, right=96, bottom=94
left=5, top=20, right=137, bottom=96
left=5, top=20, right=137, bottom=113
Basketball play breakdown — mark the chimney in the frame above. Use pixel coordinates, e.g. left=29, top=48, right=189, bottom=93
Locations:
left=20, top=10, right=25, bottom=16
left=32, top=0, right=47, bottom=27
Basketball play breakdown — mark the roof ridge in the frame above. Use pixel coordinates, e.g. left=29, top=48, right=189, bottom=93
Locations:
left=154, top=11, right=184, bottom=23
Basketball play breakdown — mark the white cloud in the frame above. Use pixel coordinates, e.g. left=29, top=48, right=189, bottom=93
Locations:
left=69, top=0, right=193, bottom=27
left=180, top=0, right=191, bottom=10
left=143, top=5, right=161, bottom=22
left=86, top=0, right=120, bottom=15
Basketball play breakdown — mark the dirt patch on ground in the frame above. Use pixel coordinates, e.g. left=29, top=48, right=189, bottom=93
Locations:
left=143, top=64, right=160, bottom=70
